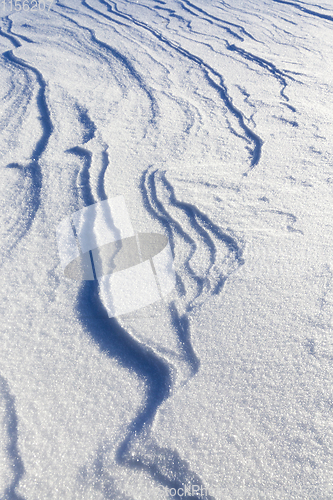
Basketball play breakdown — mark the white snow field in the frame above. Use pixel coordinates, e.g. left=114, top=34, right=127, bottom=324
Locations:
left=1, top=0, right=333, bottom=498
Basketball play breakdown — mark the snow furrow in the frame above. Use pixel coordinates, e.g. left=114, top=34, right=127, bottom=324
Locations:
left=0, top=24, right=52, bottom=264
left=180, top=0, right=256, bottom=41
left=272, top=0, right=333, bottom=21
left=84, top=0, right=263, bottom=170
left=0, top=375, right=25, bottom=500
left=1, top=1, right=333, bottom=498
left=226, top=43, right=295, bottom=102
left=142, top=167, right=244, bottom=310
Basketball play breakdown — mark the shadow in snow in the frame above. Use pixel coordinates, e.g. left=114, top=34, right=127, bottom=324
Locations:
left=0, top=375, right=25, bottom=500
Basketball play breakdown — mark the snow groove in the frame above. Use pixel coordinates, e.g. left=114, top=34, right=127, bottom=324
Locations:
left=226, top=43, right=295, bottom=102
left=272, top=0, right=333, bottom=22
left=0, top=375, right=25, bottom=500
left=67, top=146, right=95, bottom=207
left=1, top=1, right=330, bottom=498
left=0, top=23, right=52, bottom=263
left=64, top=75, right=180, bottom=496
left=142, top=167, right=244, bottom=310
left=58, top=18, right=229, bottom=489
left=83, top=0, right=263, bottom=170
left=139, top=166, right=244, bottom=382
left=180, top=0, right=256, bottom=41
left=57, top=11, right=159, bottom=130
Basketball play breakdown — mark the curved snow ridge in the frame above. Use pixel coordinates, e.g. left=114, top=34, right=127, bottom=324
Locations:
left=136, top=166, right=245, bottom=495
left=67, top=101, right=175, bottom=491
left=79, top=0, right=129, bottom=27
left=66, top=102, right=111, bottom=201
left=72, top=226, right=186, bottom=497
left=226, top=43, right=295, bottom=102
left=2, top=37, right=52, bottom=165
left=141, top=166, right=244, bottom=376
left=0, top=24, right=52, bottom=262
left=81, top=0, right=263, bottom=170
left=64, top=119, right=207, bottom=490
left=0, top=54, right=32, bottom=150
left=142, top=167, right=244, bottom=309
left=271, top=0, right=333, bottom=22
left=0, top=38, right=39, bottom=263
left=180, top=0, right=256, bottom=41
left=97, top=149, right=110, bottom=202
left=57, top=11, right=159, bottom=129
left=71, top=198, right=176, bottom=494
left=69, top=161, right=237, bottom=495
left=76, top=279, right=173, bottom=449
left=75, top=103, right=97, bottom=145
left=0, top=375, right=25, bottom=500
left=67, top=146, right=95, bottom=207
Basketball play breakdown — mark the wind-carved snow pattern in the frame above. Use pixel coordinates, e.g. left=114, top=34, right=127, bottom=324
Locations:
left=83, top=0, right=265, bottom=173
left=1, top=0, right=333, bottom=498
left=0, top=20, right=52, bottom=267
left=56, top=1, right=246, bottom=491
left=0, top=375, right=25, bottom=500
left=67, top=104, right=222, bottom=497
left=141, top=167, right=244, bottom=371
left=83, top=166, right=245, bottom=497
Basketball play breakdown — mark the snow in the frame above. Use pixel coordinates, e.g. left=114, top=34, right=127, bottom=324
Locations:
left=0, top=0, right=333, bottom=498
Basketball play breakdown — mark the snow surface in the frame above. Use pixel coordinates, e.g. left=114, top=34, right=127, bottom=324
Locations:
left=1, top=0, right=333, bottom=498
